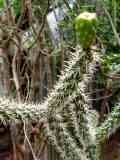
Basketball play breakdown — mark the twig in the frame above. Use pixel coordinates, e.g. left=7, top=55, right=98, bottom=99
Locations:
left=106, top=74, right=120, bottom=80
left=25, top=73, right=30, bottom=102
left=28, top=0, right=50, bottom=49
left=23, top=119, right=38, bottom=160
left=12, top=49, right=22, bottom=102
left=37, top=139, right=47, bottom=158
left=4, top=0, right=14, bottom=25
left=88, top=92, right=112, bottom=101
left=11, top=33, right=23, bottom=103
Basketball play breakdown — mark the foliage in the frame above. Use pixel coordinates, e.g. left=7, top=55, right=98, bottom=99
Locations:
left=96, top=104, right=120, bottom=159
left=12, top=0, right=21, bottom=17
left=97, top=104, right=120, bottom=143
left=0, top=0, right=4, bottom=9
left=97, top=0, right=120, bottom=48
left=101, top=51, right=120, bottom=74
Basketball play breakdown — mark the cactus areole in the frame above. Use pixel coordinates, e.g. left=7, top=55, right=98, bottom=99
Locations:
left=75, top=12, right=97, bottom=49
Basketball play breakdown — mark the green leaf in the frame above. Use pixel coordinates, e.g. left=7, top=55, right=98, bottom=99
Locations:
left=0, top=0, right=4, bottom=9
left=12, top=0, right=21, bottom=17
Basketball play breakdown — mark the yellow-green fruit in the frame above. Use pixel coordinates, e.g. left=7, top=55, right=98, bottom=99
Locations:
left=75, top=12, right=97, bottom=49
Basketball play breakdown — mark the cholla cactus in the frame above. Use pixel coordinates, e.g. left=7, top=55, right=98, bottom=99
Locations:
left=0, top=45, right=100, bottom=160
left=0, top=13, right=100, bottom=160
left=43, top=46, right=100, bottom=160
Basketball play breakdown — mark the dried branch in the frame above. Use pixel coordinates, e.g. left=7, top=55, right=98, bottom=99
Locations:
left=29, top=0, right=50, bottom=49
left=12, top=51, right=22, bottom=102
left=23, top=119, right=37, bottom=160
left=4, top=0, right=14, bottom=25
left=11, top=34, right=23, bottom=102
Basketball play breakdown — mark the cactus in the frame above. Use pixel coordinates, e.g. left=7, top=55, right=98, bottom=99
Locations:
left=75, top=12, right=97, bottom=49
